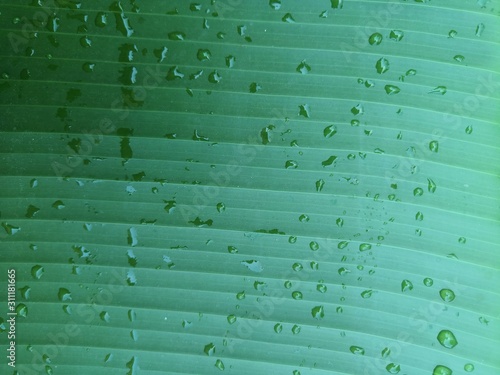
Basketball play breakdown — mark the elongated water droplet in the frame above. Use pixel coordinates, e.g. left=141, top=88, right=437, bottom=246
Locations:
left=359, top=243, right=372, bottom=252
left=437, top=330, right=458, bottom=349
left=439, top=289, right=455, bottom=302
left=385, top=85, right=400, bottom=95
left=475, top=23, right=485, bottom=37
left=427, top=178, right=437, bottom=193
left=429, top=86, right=447, bottom=95
left=316, top=179, right=325, bottom=192
left=321, top=155, right=337, bottom=167
left=361, top=290, right=373, bottom=299
left=323, top=124, right=337, bottom=138
left=350, top=346, right=365, bottom=355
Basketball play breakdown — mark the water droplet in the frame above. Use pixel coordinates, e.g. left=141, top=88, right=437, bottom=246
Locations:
left=368, top=32, right=383, bottom=45
left=338, top=267, right=350, bottom=275
left=288, top=236, right=297, bottom=244
left=20, top=286, right=31, bottom=300
left=428, top=140, right=440, bottom=153
left=458, top=237, right=466, bottom=244
left=338, top=241, right=349, bottom=249
left=52, top=200, right=65, bottom=209
left=350, top=346, right=365, bottom=355
left=453, top=55, right=465, bottom=62
left=385, top=85, right=400, bottom=95
left=82, top=62, right=95, bottom=72
left=423, top=278, right=434, bottom=287
left=429, top=86, right=447, bottom=95
left=413, top=187, right=424, bottom=197
left=448, top=30, right=457, bottom=38
left=298, top=214, right=309, bottom=222
left=331, top=0, right=344, bottom=9
left=204, top=343, right=216, bottom=356
left=58, top=288, right=71, bottom=302
left=214, top=359, right=225, bottom=371
left=292, top=263, right=303, bottom=271
left=386, top=363, right=401, bottom=374
left=376, top=58, right=390, bottom=74
left=291, top=324, right=301, bottom=334
left=227, top=314, right=236, bottom=324
left=269, top=1, right=281, bottom=10
left=359, top=243, right=372, bottom=252
left=216, top=202, right=226, bottom=213
left=316, top=283, right=327, bottom=293
left=415, top=211, right=424, bottom=221
left=439, top=289, right=455, bottom=302
left=236, top=291, right=245, bottom=300
left=406, top=69, right=417, bottom=76
left=254, top=281, right=266, bottom=291
left=321, top=155, right=337, bottom=167
left=100, top=311, right=110, bottom=322
left=336, top=218, right=344, bottom=227
left=323, top=124, right=337, bottom=138
left=168, top=31, right=186, bottom=40
left=16, top=304, right=28, bottom=318
left=241, top=260, right=263, bottom=273
left=127, top=227, right=138, bottom=247
left=433, top=365, right=452, bottom=375
left=389, top=30, right=404, bottom=41
left=465, top=125, right=473, bottom=134
left=361, top=290, right=373, bottom=299
left=364, top=79, right=375, bottom=88
left=437, top=330, right=458, bottom=349
left=381, top=347, right=391, bottom=358
left=80, top=35, right=92, bottom=48
left=298, top=104, right=310, bottom=118
left=475, top=23, right=485, bottom=37
left=197, top=48, right=211, bottom=61
left=401, top=280, right=413, bottom=292
left=309, top=241, right=319, bottom=251
left=427, top=178, right=437, bottom=193
left=249, top=82, right=261, bottom=93
left=282, top=13, right=295, bottom=23
left=311, top=305, right=324, bottom=319
left=351, top=104, right=364, bottom=115
left=274, top=323, right=283, bottom=333
left=31, top=265, right=44, bottom=279
left=319, top=10, right=328, bottom=18
left=464, top=363, right=474, bottom=372
left=285, top=160, right=298, bottom=169
left=315, top=179, right=325, bottom=192
left=225, top=55, right=235, bottom=68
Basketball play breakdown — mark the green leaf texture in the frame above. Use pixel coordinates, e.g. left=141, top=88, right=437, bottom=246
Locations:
left=0, top=1, right=499, bottom=374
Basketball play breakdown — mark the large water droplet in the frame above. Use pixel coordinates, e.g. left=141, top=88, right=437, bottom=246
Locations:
left=437, top=330, right=458, bottom=349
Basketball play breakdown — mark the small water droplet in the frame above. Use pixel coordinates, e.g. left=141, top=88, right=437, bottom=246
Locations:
left=323, top=124, right=337, bottom=138
left=429, top=86, right=447, bottom=95
left=273, top=322, right=283, bottom=333
left=427, top=178, right=437, bottom=193
left=465, top=125, right=473, bottom=134
left=458, top=237, right=466, bottom=244
left=197, top=48, right=211, bottom=61
left=369, top=32, right=383, bottom=45
left=376, top=58, right=390, bottom=74
left=464, top=363, right=474, bottom=372
left=225, top=55, right=235, bottom=68
left=16, top=304, right=28, bottom=317
left=298, top=214, right=309, bottom=222
left=31, top=265, right=44, bottom=279
left=269, top=1, right=281, bottom=10
left=350, top=346, right=365, bottom=355
left=389, top=29, right=404, bottom=41
left=361, top=290, right=373, bottom=299
left=292, top=263, right=303, bottom=271
left=168, top=31, right=185, bottom=40
left=381, top=347, right=391, bottom=358
left=291, top=324, right=301, bottom=334
left=311, top=305, right=324, bottom=319
left=227, top=314, right=236, bottom=324
left=214, top=359, right=225, bottom=371
left=309, top=241, right=319, bottom=251
left=351, top=103, right=364, bottom=115
left=423, top=278, right=434, bottom=287
left=338, top=241, right=349, bottom=249
left=386, top=363, right=401, bottom=374
left=288, top=236, right=297, bottom=244
left=448, top=30, right=457, bottom=38
left=282, top=13, right=295, bottom=23
left=415, top=211, right=424, bottom=221
left=453, top=55, right=465, bottom=62
left=401, top=280, right=413, bottom=292
left=298, top=104, right=310, bottom=118
left=338, top=267, right=350, bottom=275
left=216, top=202, right=225, bottom=213
left=204, top=343, right=216, bottom=356
left=437, top=329, right=458, bottom=349
left=385, top=85, right=400, bottom=95
left=413, top=187, right=424, bottom=197
left=285, top=160, right=298, bottom=169
left=315, top=179, right=325, bottom=192
left=359, top=243, right=372, bottom=252
left=475, top=23, right=485, bottom=37
left=439, top=289, right=455, bottom=302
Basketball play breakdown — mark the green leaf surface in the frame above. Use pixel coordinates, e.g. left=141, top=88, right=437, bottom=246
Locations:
left=0, top=1, right=499, bottom=374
